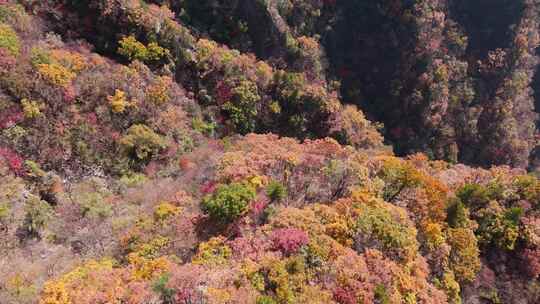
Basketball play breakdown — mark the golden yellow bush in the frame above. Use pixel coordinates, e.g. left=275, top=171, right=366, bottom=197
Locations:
left=50, top=49, right=88, bottom=73
left=39, top=259, right=116, bottom=304
left=118, top=36, right=169, bottom=62
left=107, top=89, right=129, bottom=113
left=192, top=236, right=232, bottom=266
left=145, top=76, right=172, bottom=105
left=21, top=98, right=41, bottom=118
left=153, top=201, right=182, bottom=222
left=206, top=288, right=232, bottom=304
left=0, top=23, right=20, bottom=56
left=39, top=281, right=70, bottom=304
left=423, top=221, right=445, bottom=250
left=128, top=254, right=171, bottom=280
left=37, top=63, right=76, bottom=87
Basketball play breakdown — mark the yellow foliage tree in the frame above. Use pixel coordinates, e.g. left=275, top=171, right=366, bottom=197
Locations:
left=107, top=89, right=129, bottom=113
left=37, top=63, right=76, bottom=87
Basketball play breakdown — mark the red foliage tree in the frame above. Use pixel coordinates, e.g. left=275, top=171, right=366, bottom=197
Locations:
left=271, top=227, right=309, bottom=255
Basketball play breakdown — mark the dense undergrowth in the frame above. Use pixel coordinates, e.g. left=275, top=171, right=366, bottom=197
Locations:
left=0, top=1, right=539, bottom=303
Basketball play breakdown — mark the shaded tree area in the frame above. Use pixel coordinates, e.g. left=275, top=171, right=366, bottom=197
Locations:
left=38, top=0, right=538, bottom=169
left=450, top=0, right=525, bottom=56
left=321, top=0, right=539, bottom=168
left=323, top=0, right=417, bottom=141
left=322, top=0, right=424, bottom=156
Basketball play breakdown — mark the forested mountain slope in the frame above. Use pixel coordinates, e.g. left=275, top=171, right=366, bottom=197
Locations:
left=0, top=1, right=539, bottom=303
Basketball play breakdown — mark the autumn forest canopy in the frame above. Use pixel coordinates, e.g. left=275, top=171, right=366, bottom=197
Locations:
left=0, top=0, right=540, bottom=303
